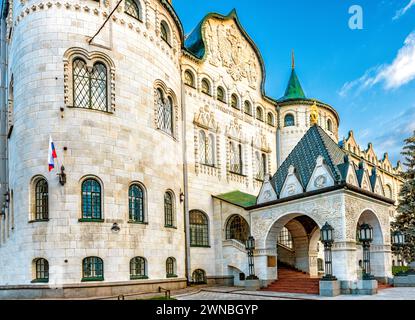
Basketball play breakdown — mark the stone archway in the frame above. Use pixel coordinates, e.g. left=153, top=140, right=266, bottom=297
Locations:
left=264, top=213, right=322, bottom=280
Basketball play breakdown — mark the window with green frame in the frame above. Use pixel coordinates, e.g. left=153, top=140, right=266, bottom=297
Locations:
left=124, top=0, right=141, bottom=21
left=166, top=257, right=177, bottom=278
left=164, top=192, right=175, bottom=227
left=190, top=210, right=209, bottom=247
left=32, top=258, right=49, bottom=283
left=35, top=178, right=48, bottom=221
left=81, top=178, right=102, bottom=221
left=130, top=257, right=148, bottom=280
left=192, top=269, right=207, bottom=284
left=129, top=184, right=144, bottom=223
left=82, top=256, right=104, bottom=281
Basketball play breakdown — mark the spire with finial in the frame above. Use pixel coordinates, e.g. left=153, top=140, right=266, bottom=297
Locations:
left=280, top=51, right=306, bottom=101
left=291, top=49, right=295, bottom=70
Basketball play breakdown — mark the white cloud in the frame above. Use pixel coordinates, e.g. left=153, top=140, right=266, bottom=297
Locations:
left=393, top=0, right=415, bottom=20
left=339, top=31, right=415, bottom=96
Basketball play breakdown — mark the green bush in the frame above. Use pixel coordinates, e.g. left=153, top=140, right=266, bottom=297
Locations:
left=392, top=266, right=410, bottom=276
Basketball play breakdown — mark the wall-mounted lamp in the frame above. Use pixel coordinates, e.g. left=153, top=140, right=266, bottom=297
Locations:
left=60, top=106, right=65, bottom=119
left=4, top=191, right=10, bottom=208
left=57, top=166, right=66, bottom=186
left=111, top=223, right=120, bottom=233
left=179, top=191, right=185, bottom=203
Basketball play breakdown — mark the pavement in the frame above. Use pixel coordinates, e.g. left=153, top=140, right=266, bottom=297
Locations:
left=173, top=286, right=415, bottom=300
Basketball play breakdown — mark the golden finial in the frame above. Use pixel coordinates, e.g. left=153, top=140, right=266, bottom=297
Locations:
left=310, top=100, right=319, bottom=125
left=291, top=49, right=295, bottom=69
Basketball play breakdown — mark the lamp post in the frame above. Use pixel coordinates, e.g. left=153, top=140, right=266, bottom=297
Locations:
left=392, top=231, right=405, bottom=267
left=320, top=222, right=336, bottom=280
left=245, top=236, right=258, bottom=280
left=358, top=223, right=375, bottom=280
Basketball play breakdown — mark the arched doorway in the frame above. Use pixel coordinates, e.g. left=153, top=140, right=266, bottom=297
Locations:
left=355, top=210, right=389, bottom=280
left=266, top=213, right=323, bottom=279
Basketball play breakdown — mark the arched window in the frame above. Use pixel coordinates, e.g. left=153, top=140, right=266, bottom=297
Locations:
left=130, top=257, right=148, bottom=280
left=81, top=178, right=102, bottom=220
left=201, top=78, right=211, bottom=95
left=267, top=112, right=275, bottom=126
left=160, top=21, right=171, bottom=45
left=327, top=118, right=333, bottom=132
left=255, top=152, right=266, bottom=180
left=35, top=178, right=48, bottom=221
left=124, top=0, right=141, bottom=20
left=256, top=106, right=263, bottom=121
left=164, top=192, right=175, bottom=227
left=244, top=101, right=252, bottom=116
left=353, top=146, right=357, bottom=154
left=278, top=227, right=293, bottom=249
left=199, top=130, right=206, bottom=164
left=73, top=59, right=108, bottom=111
left=33, top=258, right=49, bottom=283
left=166, top=257, right=177, bottom=278
left=385, top=185, right=393, bottom=199
left=207, top=134, right=215, bottom=166
left=226, top=215, right=249, bottom=243
left=231, top=94, right=239, bottom=109
left=317, top=258, right=324, bottom=272
left=155, top=89, right=173, bottom=136
left=229, top=142, right=243, bottom=175
left=190, top=210, right=209, bottom=247
left=217, top=86, right=225, bottom=102
left=284, top=114, right=295, bottom=127
left=82, top=257, right=104, bottom=281
left=129, top=184, right=144, bottom=223
left=184, top=70, right=195, bottom=87
left=192, top=269, right=207, bottom=284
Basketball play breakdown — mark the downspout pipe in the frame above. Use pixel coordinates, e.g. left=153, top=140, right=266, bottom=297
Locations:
left=180, top=67, right=191, bottom=285
left=276, top=104, right=281, bottom=169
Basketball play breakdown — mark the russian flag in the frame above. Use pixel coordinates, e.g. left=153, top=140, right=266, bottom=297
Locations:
left=48, top=136, right=57, bottom=172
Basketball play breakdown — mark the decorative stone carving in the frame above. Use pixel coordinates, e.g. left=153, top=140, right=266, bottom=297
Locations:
left=193, top=105, right=218, bottom=131
left=203, top=20, right=259, bottom=89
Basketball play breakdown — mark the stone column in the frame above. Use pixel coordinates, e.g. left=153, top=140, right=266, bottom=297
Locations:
left=371, top=244, right=392, bottom=282
left=331, top=242, right=358, bottom=281
left=254, top=247, right=277, bottom=287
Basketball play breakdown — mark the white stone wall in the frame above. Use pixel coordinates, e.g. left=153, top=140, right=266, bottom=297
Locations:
left=0, top=0, right=186, bottom=285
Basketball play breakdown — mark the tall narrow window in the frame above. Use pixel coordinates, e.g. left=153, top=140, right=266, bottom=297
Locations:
left=35, top=178, right=48, bottom=220
left=190, top=210, right=209, bottom=247
left=130, top=257, right=147, bottom=279
left=244, top=101, right=252, bottom=116
left=82, top=257, right=104, bottom=281
left=229, top=142, right=242, bottom=174
left=231, top=94, right=239, bottom=109
left=124, top=0, right=141, bottom=20
left=327, top=118, right=333, bottom=132
left=81, top=179, right=102, bottom=220
left=184, top=70, right=195, bottom=87
left=284, top=114, right=295, bottom=127
left=156, top=89, right=173, bottom=136
left=206, top=134, right=215, bottom=166
left=267, top=112, right=274, bottom=126
left=33, top=258, right=49, bottom=283
left=129, top=184, right=144, bottom=223
left=166, top=257, right=177, bottom=277
left=199, top=131, right=206, bottom=164
left=255, top=152, right=266, bottom=180
left=201, top=79, right=211, bottom=95
left=256, top=107, right=263, bottom=121
left=160, top=21, right=170, bottom=44
left=164, top=192, right=174, bottom=227
left=73, top=59, right=108, bottom=112
left=217, top=86, right=225, bottom=102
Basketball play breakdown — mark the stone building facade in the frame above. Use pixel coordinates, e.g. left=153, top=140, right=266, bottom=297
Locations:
left=0, top=0, right=404, bottom=298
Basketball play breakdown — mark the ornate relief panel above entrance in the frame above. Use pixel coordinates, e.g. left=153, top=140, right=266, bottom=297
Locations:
left=202, top=17, right=262, bottom=90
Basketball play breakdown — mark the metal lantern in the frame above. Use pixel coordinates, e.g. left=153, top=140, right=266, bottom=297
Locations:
left=392, top=231, right=405, bottom=246
left=245, top=236, right=256, bottom=251
left=358, top=223, right=373, bottom=243
left=320, top=222, right=334, bottom=244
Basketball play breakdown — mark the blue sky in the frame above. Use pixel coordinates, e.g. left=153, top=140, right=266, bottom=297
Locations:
left=174, top=0, right=415, bottom=165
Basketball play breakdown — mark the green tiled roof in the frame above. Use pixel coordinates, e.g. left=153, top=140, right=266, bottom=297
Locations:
left=271, top=125, right=347, bottom=195
left=279, top=68, right=306, bottom=101
left=213, top=191, right=257, bottom=208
